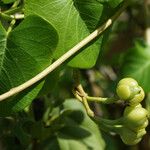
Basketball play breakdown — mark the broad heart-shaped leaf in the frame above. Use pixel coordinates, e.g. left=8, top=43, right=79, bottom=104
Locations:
left=0, top=15, right=58, bottom=116
left=56, top=99, right=105, bottom=150
left=25, top=0, right=116, bottom=68
left=121, top=40, right=150, bottom=92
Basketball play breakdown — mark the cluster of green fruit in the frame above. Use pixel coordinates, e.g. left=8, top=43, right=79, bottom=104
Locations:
left=73, top=77, right=149, bottom=145
left=116, top=78, right=149, bottom=145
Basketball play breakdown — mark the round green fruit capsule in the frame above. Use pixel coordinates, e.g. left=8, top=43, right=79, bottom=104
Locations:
left=123, top=104, right=148, bottom=128
left=134, top=119, right=149, bottom=131
left=117, top=78, right=138, bottom=87
left=121, top=136, right=142, bottom=145
left=116, top=78, right=141, bottom=101
left=129, top=86, right=145, bottom=106
left=120, top=128, right=142, bottom=145
left=116, top=85, right=131, bottom=100
left=136, top=128, right=146, bottom=138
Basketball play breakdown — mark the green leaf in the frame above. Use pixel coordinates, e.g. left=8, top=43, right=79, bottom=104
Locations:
left=25, top=0, right=114, bottom=68
left=41, top=136, right=60, bottom=150
left=57, top=133, right=87, bottom=150
left=121, top=40, right=150, bottom=92
left=3, top=83, right=44, bottom=114
left=13, top=123, right=31, bottom=145
left=0, top=15, right=58, bottom=116
left=38, top=67, right=61, bottom=97
left=57, top=99, right=105, bottom=150
left=2, top=0, right=16, bottom=4
left=29, top=121, right=53, bottom=141
left=108, top=0, right=123, bottom=8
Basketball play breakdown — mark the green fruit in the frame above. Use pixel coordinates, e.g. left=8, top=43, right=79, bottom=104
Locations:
left=134, top=119, right=149, bottom=131
left=121, top=136, right=142, bottom=145
left=129, top=86, right=145, bottom=106
left=118, top=78, right=138, bottom=87
left=116, top=78, right=141, bottom=100
left=120, top=128, right=142, bottom=145
left=123, top=104, right=148, bottom=128
left=116, top=78, right=145, bottom=105
left=116, top=84, right=131, bottom=100
left=136, top=128, right=146, bottom=138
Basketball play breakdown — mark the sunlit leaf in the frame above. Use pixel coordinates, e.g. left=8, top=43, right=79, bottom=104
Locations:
left=0, top=15, right=58, bottom=116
